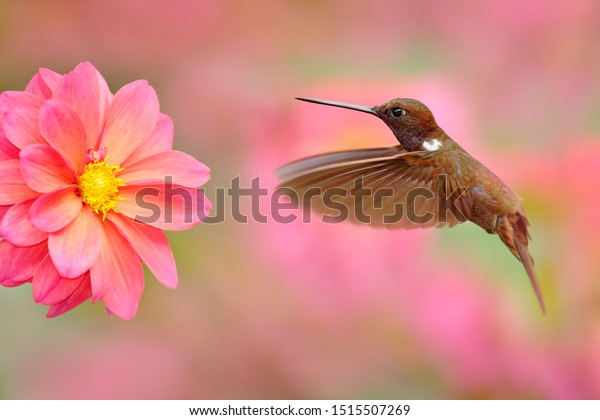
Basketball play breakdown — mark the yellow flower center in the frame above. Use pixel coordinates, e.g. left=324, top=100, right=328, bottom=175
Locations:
left=77, top=159, right=125, bottom=220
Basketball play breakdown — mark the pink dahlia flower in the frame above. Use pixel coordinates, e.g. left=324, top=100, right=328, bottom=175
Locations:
left=0, top=62, right=211, bottom=319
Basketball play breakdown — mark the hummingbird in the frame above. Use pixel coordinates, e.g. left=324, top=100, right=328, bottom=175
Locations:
left=276, top=97, right=544, bottom=313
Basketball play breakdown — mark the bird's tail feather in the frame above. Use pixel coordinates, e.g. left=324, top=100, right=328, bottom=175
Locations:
left=495, top=210, right=545, bottom=314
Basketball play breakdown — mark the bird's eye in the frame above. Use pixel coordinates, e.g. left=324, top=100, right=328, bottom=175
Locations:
left=390, top=107, right=405, bottom=118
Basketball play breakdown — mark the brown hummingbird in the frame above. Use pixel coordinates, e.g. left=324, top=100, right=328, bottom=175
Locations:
left=276, top=97, right=544, bottom=313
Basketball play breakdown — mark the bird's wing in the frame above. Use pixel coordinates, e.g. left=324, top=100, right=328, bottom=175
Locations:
left=276, top=147, right=405, bottom=182
left=276, top=146, right=473, bottom=229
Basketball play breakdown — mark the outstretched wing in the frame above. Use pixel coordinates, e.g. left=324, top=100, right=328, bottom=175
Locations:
left=276, top=146, right=473, bottom=229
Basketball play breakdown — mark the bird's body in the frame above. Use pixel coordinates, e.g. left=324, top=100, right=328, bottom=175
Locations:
left=277, top=97, right=544, bottom=312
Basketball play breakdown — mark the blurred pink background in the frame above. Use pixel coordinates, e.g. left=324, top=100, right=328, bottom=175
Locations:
left=1, top=0, right=600, bottom=399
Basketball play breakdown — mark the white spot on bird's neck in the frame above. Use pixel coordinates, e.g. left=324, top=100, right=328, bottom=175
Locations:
left=422, top=138, right=442, bottom=151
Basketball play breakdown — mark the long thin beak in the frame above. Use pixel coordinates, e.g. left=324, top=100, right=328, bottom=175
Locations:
left=296, top=97, right=377, bottom=115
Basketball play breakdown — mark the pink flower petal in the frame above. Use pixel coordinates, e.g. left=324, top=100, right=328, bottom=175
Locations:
left=53, top=72, right=101, bottom=150
left=32, top=254, right=83, bottom=305
left=0, top=205, right=10, bottom=223
left=0, top=127, right=19, bottom=160
left=101, top=80, right=159, bottom=165
left=46, top=273, right=91, bottom=318
left=26, top=73, right=52, bottom=99
left=2, top=107, right=46, bottom=149
left=29, top=186, right=82, bottom=233
left=19, top=144, right=76, bottom=193
left=91, top=220, right=144, bottom=319
left=0, top=240, right=47, bottom=284
left=38, top=68, right=63, bottom=94
left=123, top=113, right=173, bottom=165
left=107, top=213, right=177, bottom=288
left=73, top=62, right=113, bottom=125
left=118, top=184, right=212, bottom=231
left=38, top=99, right=87, bottom=174
left=48, top=205, right=101, bottom=279
left=120, top=150, right=210, bottom=188
left=0, top=159, right=40, bottom=205
left=0, top=91, right=44, bottom=117
left=0, top=199, right=49, bottom=246
left=1, top=277, right=32, bottom=288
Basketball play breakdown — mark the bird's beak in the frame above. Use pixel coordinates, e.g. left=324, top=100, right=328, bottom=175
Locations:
left=295, top=97, right=377, bottom=115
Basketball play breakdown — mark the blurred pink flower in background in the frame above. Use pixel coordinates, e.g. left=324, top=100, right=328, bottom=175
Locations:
left=1, top=0, right=600, bottom=401
left=0, top=62, right=211, bottom=319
